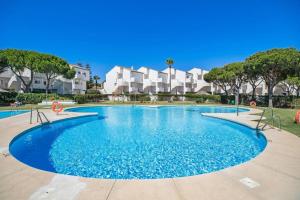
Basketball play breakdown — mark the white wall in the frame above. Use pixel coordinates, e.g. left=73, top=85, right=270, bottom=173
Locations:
left=0, top=65, right=89, bottom=94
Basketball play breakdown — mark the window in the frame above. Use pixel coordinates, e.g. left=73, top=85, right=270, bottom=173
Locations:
left=77, top=71, right=81, bottom=75
left=75, top=81, right=79, bottom=85
left=144, top=74, right=149, bottom=79
left=198, top=74, right=202, bottom=80
left=171, top=74, right=175, bottom=79
left=34, top=80, right=41, bottom=84
left=83, top=72, right=86, bottom=77
left=43, top=81, right=46, bottom=85
left=0, top=80, right=3, bottom=85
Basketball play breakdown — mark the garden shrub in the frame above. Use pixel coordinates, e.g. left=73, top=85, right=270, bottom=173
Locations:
left=0, top=92, right=18, bottom=105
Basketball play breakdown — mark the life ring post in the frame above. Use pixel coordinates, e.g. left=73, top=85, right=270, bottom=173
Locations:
left=250, top=101, right=257, bottom=108
left=51, top=101, right=63, bottom=115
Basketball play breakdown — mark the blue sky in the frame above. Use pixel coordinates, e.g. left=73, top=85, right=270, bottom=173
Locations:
left=1, top=0, right=299, bottom=79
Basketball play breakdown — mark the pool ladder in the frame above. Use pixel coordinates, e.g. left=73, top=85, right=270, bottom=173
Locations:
left=256, top=108, right=281, bottom=131
left=29, top=108, right=50, bottom=124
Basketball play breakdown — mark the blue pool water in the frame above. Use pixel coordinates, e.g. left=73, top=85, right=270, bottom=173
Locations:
left=0, top=110, right=28, bottom=119
left=10, top=106, right=266, bottom=179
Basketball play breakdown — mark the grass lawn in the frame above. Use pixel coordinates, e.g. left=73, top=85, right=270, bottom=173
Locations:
left=259, top=108, right=300, bottom=137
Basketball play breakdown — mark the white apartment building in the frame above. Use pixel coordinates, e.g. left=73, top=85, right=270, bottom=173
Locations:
left=137, top=67, right=168, bottom=94
left=103, top=66, right=144, bottom=94
left=0, top=64, right=90, bottom=94
left=162, top=68, right=193, bottom=94
left=103, top=66, right=211, bottom=95
left=188, top=68, right=211, bottom=93
left=103, top=65, right=296, bottom=96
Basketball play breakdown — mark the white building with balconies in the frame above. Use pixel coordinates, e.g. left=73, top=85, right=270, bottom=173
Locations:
left=137, top=67, right=168, bottom=94
left=103, top=66, right=144, bottom=94
left=162, top=68, right=194, bottom=94
left=0, top=64, right=90, bottom=94
left=103, top=66, right=214, bottom=95
left=188, top=68, right=211, bottom=94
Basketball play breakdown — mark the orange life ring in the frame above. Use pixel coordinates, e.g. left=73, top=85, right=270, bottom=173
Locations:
left=51, top=102, right=63, bottom=113
left=249, top=101, right=256, bottom=107
left=295, top=110, right=300, bottom=124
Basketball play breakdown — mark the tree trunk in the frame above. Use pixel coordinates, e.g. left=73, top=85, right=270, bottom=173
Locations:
left=268, top=85, right=274, bottom=108
left=235, top=89, right=239, bottom=106
left=45, top=79, right=50, bottom=96
left=251, top=86, right=256, bottom=100
left=169, top=66, right=171, bottom=93
left=224, top=89, right=228, bottom=97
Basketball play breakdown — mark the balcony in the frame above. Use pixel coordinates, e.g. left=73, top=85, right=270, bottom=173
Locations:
left=144, top=79, right=156, bottom=87
left=117, top=79, right=129, bottom=86
left=185, top=76, right=193, bottom=83
left=185, top=87, right=193, bottom=92
left=130, top=77, right=143, bottom=83
left=74, top=73, right=85, bottom=80
left=157, top=77, right=168, bottom=83
left=171, top=80, right=184, bottom=87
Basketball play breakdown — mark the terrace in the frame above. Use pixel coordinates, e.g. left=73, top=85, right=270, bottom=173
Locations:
left=0, top=105, right=299, bottom=199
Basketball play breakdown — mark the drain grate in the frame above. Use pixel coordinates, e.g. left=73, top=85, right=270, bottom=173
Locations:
left=239, top=177, right=260, bottom=188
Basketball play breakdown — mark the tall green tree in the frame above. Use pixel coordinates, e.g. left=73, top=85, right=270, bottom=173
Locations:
left=246, top=48, right=300, bottom=107
left=166, top=58, right=174, bottom=93
left=204, top=67, right=231, bottom=96
left=0, top=53, right=7, bottom=73
left=0, top=49, right=40, bottom=92
left=93, top=75, right=100, bottom=91
left=244, top=61, right=263, bottom=100
left=280, top=76, right=300, bottom=97
left=224, top=62, right=245, bottom=106
left=37, top=54, right=75, bottom=94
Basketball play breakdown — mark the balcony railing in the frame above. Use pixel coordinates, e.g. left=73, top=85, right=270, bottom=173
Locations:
left=117, top=79, right=129, bottom=86
left=130, top=77, right=143, bottom=83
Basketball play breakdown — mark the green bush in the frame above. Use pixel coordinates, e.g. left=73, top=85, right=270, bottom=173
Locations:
left=0, top=92, right=18, bottom=105
left=73, top=94, right=109, bottom=104
left=14, top=93, right=73, bottom=104
left=220, top=95, right=300, bottom=108
left=16, top=93, right=57, bottom=104
left=184, top=94, right=221, bottom=103
left=86, top=89, right=100, bottom=94
left=127, top=94, right=151, bottom=102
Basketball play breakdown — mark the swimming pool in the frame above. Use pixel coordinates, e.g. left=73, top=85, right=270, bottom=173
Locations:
left=10, top=106, right=266, bottom=179
left=0, top=110, right=29, bottom=119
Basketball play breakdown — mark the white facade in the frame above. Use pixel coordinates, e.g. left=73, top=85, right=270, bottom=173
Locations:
left=102, top=65, right=297, bottom=96
left=188, top=68, right=211, bottom=94
left=0, top=64, right=90, bottom=94
left=162, top=68, right=195, bottom=94
left=137, top=67, right=168, bottom=94
left=103, top=66, right=144, bottom=94
left=103, top=66, right=211, bottom=95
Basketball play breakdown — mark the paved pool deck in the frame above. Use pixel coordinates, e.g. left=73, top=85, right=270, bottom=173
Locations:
left=0, top=106, right=299, bottom=200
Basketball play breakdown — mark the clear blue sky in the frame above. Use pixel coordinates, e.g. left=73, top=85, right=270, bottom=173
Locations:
left=1, top=0, right=299, bottom=79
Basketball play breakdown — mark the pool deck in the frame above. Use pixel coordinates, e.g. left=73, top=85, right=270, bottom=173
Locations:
left=0, top=106, right=299, bottom=200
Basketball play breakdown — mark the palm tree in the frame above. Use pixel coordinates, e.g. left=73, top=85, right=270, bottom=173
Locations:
left=93, top=75, right=100, bottom=91
left=166, top=58, right=174, bottom=93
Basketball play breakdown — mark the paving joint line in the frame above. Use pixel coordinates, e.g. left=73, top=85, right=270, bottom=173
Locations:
left=172, top=178, right=186, bottom=200
left=105, top=180, right=116, bottom=200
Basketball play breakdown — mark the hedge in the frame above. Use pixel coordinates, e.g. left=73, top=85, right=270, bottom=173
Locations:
left=15, top=93, right=73, bottom=104
left=221, top=95, right=300, bottom=108
left=0, top=92, right=18, bottom=105
left=73, top=94, right=109, bottom=104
